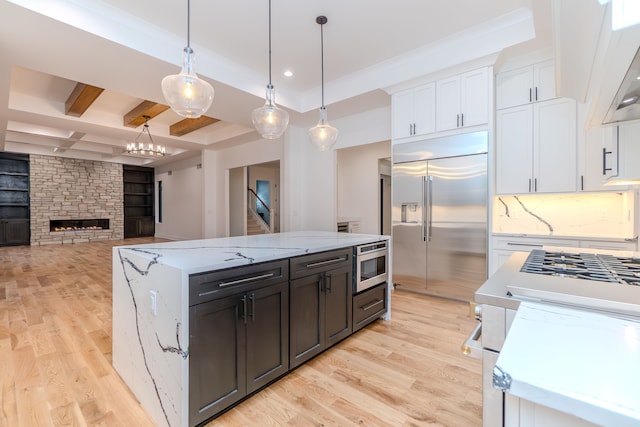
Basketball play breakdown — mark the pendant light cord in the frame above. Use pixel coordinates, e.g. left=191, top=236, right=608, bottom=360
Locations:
left=320, top=21, right=325, bottom=109
left=187, top=0, right=191, bottom=49
left=268, top=0, right=273, bottom=87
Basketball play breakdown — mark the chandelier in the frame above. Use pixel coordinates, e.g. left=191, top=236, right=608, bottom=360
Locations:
left=126, top=115, right=166, bottom=156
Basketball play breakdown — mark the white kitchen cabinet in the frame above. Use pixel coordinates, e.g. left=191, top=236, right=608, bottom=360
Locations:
left=610, top=122, right=640, bottom=185
left=496, top=60, right=556, bottom=110
left=496, top=98, right=577, bottom=194
left=491, top=235, right=637, bottom=274
left=578, top=125, right=620, bottom=192
left=490, top=235, right=579, bottom=275
left=391, top=83, right=436, bottom=140
left=579, top=239, right=637, bottom=251
left=436, top=68, right=488, bottom=131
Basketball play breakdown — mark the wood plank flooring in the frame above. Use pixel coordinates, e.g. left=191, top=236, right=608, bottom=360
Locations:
left=0, top=238, right=482, bottom=427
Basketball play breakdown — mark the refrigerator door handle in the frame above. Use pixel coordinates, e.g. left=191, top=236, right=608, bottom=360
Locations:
left=421, top=177, right=427, bottom=242
left=426, top=175, right=433, bottom=242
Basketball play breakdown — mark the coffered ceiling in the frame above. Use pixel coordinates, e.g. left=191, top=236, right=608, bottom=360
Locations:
left=0, top=0, right=552, bottom=166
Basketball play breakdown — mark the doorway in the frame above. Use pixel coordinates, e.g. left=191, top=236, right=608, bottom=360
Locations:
left=379, top=158, right=392, bottom=236
left=228, top=161, right=280, bottom=236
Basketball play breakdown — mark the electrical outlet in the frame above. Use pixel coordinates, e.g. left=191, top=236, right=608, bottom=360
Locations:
left=150, top=290, right=158, bottom=316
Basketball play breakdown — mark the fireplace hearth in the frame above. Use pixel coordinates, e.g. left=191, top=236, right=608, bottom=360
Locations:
left=50, top=219, right=110, bottom=232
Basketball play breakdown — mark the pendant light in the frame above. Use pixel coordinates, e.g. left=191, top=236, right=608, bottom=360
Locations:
left=252, top=0, right=289, bottom=139
left=161, top=0, right=214, bottom=119
left=308, top=16, right=338, bottom=151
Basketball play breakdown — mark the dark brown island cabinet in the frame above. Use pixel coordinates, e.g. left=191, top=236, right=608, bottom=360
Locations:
left=0, top=152, right=30, bottom=246
left=123, top=164, right=155, bottom=238
left=186, top=247, right=362, bottom=426
left=289, top=247, right=353, bottom=368
left=188, top=260, right=290, bottom=426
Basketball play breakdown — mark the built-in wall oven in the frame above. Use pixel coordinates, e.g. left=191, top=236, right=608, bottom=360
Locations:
left=354, top=241, right=389, bottom=293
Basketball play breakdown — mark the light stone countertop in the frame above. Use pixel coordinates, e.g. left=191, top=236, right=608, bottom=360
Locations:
left=115, top=230, right=389, bottom=275
left=495, top=301, right=640, bottom=427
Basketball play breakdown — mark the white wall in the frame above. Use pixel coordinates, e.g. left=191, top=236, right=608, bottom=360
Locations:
left=337, top=140, right=392, bottom=234
left=228, top=166, right=246, bottom=236
left=284, top=105, right=392, bottom=233
left=154, top=155, right=203, bottom=240
left=192, top=104, right=392, bottom=239
left=202, top=137, right=283, bottom=238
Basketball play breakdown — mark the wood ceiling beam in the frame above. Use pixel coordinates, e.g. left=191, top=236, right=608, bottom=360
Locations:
left=65, top=83, right=104, bottom=117
left=123, top=101, right=170, bottom=128
left=170, top=116, right=219, bottom=137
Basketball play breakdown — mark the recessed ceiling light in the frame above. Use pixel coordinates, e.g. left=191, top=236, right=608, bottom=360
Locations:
left=283, top=70, right=294, bottom=78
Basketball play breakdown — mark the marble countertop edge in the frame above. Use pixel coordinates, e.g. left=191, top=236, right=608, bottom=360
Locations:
left=114, top=231, right=389, bottom=275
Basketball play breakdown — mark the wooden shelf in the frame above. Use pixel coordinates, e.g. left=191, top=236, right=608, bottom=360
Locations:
left=123, top=164, right=154, bottom=238
left=0, top=152, right=30, bottom=246
left=0, top=172, right=28, bottom=176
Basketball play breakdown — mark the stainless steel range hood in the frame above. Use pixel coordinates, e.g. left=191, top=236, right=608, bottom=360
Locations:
left=604, top=46, right=640, bottom=124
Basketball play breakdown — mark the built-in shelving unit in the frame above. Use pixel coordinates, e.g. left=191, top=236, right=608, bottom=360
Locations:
left=123, top=164, right=154, bottom=238
left=0, top=152, right=30, bottom=246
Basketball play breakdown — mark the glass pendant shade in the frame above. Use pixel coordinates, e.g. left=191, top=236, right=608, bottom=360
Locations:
left=308, top=107, right=338, bottom=151
left=161, top=47, right=214, bottom=118
left=252, top=85, right=289, bottom=139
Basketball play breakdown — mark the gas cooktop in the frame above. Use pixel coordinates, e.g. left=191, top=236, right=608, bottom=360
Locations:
left=520, top=249, right=640, bottom=286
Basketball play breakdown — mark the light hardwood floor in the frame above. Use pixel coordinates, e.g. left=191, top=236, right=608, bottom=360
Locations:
left=0, top=238, right=482, bottom=427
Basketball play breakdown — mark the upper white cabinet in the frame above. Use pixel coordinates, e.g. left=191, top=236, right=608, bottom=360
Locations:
left=496, top=98, right=577, bottom=194
left=613, top=122, right=640, bottom=184
left=578, top=123, right=621, bottom=192
left=436, top=68, right=489, bottom=131
left=392, top=83, right=436, bottom=139
left=496, top=60, right=556, bottom=110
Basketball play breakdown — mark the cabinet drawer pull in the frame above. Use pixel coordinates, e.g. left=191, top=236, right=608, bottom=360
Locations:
left=249, top=293, right=255, bottom=321
left=197, top=273, right=276, bottom=295
left=241, top=295, right=248, bottom=324
left=506, top=242, right=543, bottom=247
left=305, top=256, right=347, bottom=268
left=361, top=299, right=384, bottom=311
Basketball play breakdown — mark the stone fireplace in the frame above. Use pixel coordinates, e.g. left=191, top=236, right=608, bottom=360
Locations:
left=30, top=155, right=124, bottom=245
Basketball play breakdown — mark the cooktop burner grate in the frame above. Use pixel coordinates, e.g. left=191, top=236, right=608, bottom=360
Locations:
left=520, top=249, right=640, bottom=286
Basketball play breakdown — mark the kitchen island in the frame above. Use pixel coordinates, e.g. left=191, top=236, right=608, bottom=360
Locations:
left=112, top=231, right=389, bottom=427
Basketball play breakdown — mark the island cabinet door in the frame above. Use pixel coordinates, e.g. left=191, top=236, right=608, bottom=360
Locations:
left=189, top=294, right=247, bottom=426
left=289, top=274, right=324, bottom=369
left=245, top=281, right=289, bottom=394
left=324, top=264, right=353, bottom=348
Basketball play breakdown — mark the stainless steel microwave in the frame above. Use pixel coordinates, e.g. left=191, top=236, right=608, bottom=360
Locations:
left=354, top=241, right=388, bottom=293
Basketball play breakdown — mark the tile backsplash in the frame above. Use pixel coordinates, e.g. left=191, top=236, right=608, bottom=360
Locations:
left=492, top=191, right=636, bottom=238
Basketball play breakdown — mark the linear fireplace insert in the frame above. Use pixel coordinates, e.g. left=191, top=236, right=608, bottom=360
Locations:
left=50, top=219, right=110, bottom=232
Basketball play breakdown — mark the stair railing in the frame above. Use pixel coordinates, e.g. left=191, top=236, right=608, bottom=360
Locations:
left=247, top=187, right=272, bottom=233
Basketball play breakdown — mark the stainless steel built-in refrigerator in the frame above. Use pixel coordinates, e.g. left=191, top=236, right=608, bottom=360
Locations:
left=392, top=131, right=488, bottom=302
